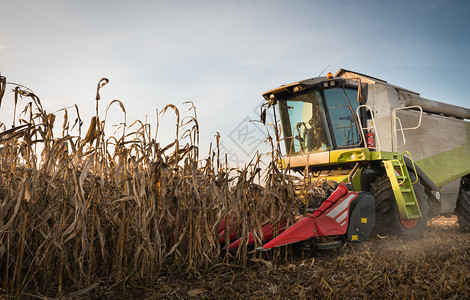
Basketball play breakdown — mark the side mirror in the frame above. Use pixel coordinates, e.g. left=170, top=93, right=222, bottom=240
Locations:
left=260, top=109, right=266, bottom=125
left=357, top=83, right=368, bottom=103
left=0, top=75, right=5, bottom=109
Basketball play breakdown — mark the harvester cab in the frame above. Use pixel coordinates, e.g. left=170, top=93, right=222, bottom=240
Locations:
left=260, top=71, right=385, bottom=205
left=229, top=68, right=470, bottom=251
left=262, top=72, right=366, bottom=156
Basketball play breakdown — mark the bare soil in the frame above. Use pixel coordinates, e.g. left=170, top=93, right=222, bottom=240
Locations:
left=71, top=217, right=470, bottom=299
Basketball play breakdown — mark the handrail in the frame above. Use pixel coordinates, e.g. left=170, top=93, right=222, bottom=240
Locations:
left=392, top=105, right=423, bottom=151
left=394, top=105, right=423, bottom=131
left=356, top=104, right=381, bottom=151
left=395, top=117, right=407, bottom=150
left=402, top=151, right=418, bottom=185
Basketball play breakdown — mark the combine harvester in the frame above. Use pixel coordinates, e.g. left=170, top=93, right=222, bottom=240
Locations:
left=225, top=69, right=470, bottom=251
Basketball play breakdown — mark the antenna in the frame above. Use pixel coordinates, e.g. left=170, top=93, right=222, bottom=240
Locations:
left=318, top=65, right=330, bottom=77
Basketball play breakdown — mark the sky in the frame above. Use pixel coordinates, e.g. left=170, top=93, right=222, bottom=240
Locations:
left=1, top=0, right=469, bottom=167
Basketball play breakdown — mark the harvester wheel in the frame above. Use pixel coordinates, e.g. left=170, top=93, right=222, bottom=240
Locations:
left=370, top=174, right=428, bottom=238
left=455, top=180, right=470, bottom=231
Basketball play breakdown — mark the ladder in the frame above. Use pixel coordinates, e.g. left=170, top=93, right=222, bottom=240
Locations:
left=383, top=158, right=422, bottom=220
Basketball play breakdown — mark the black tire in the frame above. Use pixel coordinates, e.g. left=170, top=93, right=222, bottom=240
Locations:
left=455, top=181, right=470, bottom=231
left=370, top=174, right=429, bottom=238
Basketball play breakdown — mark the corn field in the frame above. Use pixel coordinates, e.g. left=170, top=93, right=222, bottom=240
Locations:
left=1, top=78, right=469, bottom=299
left=0, top=78, right=298, bottom=297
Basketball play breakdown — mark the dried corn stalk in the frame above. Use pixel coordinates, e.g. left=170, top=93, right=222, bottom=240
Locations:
left=0, top=79, right=297, bottom=297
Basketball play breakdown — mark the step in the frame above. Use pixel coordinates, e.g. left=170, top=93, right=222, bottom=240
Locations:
left=316, top=240, right=343, bottom=250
